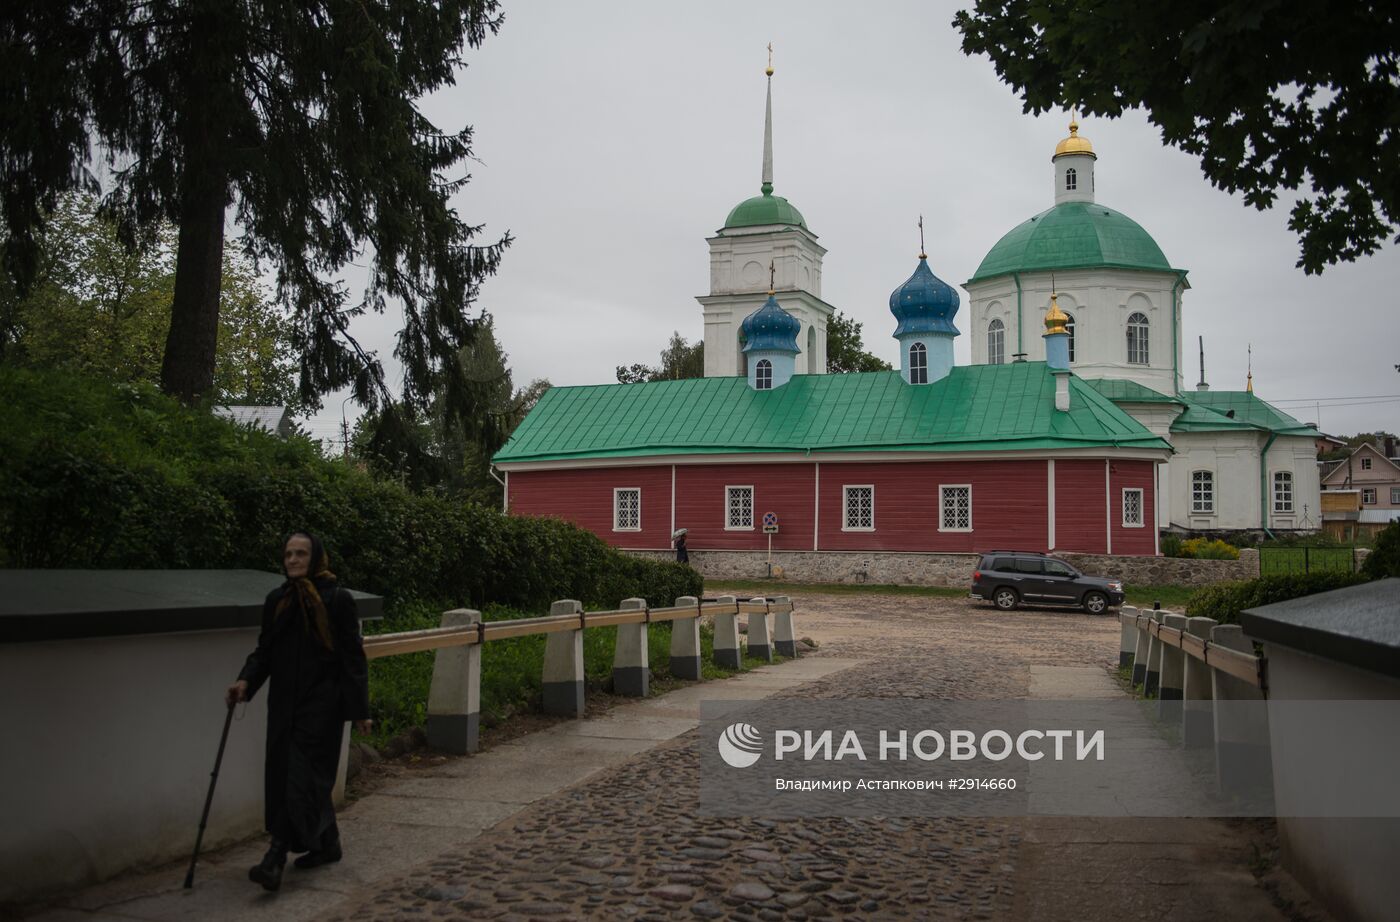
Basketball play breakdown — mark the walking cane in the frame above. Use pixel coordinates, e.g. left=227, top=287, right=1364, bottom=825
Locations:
left=184, top=701, right=236, bottom=889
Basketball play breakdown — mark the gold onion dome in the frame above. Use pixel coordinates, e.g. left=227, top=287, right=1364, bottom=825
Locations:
left=1053, top=115, right=1096, bottom=159
left=1044, top=293, right=1070, bottom=334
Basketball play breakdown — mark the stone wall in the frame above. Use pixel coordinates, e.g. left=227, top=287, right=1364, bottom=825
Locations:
left=629, top=547, right=1260, bottom=589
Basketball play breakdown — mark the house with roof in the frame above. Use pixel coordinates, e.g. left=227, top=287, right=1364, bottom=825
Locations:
left=1320, top=440, right=1400, bottom=538
left=493, top=63, right=1319, bottom=556
left=212, top=405, right=295, bottom=438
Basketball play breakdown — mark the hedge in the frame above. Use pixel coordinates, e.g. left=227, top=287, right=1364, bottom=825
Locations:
left=0, top=367, right=700, bottom=611
left=1184, top=571, right=1371, bottom=625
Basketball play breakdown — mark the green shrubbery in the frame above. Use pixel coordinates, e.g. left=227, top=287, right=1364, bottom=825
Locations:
left=1361, top=522, right=1400, bottom=578
left=0, top=367, right=699, bottom=610
left=1184, top=571, right=1370, bottom=624
left=1160, top=534, right=1239, bottom=560
left=0, top=368, right=705, bottom=742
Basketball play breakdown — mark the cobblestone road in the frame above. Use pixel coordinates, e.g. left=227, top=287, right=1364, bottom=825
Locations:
left=325, top=594, right=1316, bottom=922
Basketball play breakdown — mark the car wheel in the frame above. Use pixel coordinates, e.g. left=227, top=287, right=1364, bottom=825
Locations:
left=993, top=588, right=1019, bottom=611
left=1082, top=591, right=1108, bottom=615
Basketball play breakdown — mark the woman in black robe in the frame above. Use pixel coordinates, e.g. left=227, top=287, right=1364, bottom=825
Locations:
left=226, top=532, right=371, bottom=892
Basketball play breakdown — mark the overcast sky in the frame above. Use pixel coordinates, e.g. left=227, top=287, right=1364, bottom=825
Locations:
left=302, top=0, right=1399, bottom=446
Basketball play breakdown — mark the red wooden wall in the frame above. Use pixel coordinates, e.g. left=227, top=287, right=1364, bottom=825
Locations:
left=506, top=457, right=1161, bottom=556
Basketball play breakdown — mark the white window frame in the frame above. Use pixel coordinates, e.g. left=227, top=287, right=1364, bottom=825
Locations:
left=1064, top=311, right=1076, bottom=363
left=842, top=485, right=875, bottom=532
left=1362, top=488, right=1377, bottom=505
left=1126, top=312, right=1150, bottom=365
left=1191, top=470, right=1215, bottom=514
left=1391, top=487, right=1400, bottom=504
left=939, top=484, right=973, bottom=532
left=725, top=485, right=755, bottom=531
left=1065, top=167, right=1077, bottom=191
left=1272, top=471, right=1294, bottom=514
left=908, top=341, right=928, bottom=384
left=754, top=359, right=773, bottom=390
left=1121, top=487, right=1145, bottom=527
left=1361, top=456, right=1372, bottom=470
left=987, top=319, right=1005, bottom=365
left=613, top=487, right=641, bottom=532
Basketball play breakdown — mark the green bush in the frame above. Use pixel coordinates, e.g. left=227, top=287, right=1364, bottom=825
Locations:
left=1160, top=533, right=1184, bottom=558
left=1361, top=521, right=1400, bottom=578
left=1185, top=571, right=1370, bottom=624
left=0, top=367, right=701, bottom=611
left=1180, top=537, right=1240, bottom=560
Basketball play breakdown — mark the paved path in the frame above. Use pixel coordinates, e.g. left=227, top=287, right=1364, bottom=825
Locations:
left=20, top=593, right=1332, bottom=921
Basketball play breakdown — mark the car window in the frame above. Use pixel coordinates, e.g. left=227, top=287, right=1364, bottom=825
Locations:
left=1043, top=561, right=1075, bottom=577
left=991, top=557, right=1014, bottom=571
left=1013, top=558, right=1043, bottom=574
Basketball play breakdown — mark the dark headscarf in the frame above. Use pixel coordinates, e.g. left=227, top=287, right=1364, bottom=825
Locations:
left=275, top=531, right=337, bottom=650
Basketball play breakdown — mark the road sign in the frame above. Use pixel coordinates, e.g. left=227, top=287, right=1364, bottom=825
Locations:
left=762, top=511, right=779, bottom=534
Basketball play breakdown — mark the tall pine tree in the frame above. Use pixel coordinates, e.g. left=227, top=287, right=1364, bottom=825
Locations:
left=1, top=1, right=509, bottom=419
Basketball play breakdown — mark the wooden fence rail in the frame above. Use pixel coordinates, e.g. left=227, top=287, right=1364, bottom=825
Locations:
left=1118, top=605, right=1270, bottom=800
left=361, top=594, right=798, bottom=755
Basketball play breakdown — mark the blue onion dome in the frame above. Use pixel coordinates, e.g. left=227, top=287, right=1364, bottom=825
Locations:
left=741, top=294, right=802, bottom=353
left=889, top=257, right=960, bottom=337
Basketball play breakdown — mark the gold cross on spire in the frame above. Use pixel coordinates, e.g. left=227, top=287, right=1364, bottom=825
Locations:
left=768, top=259, right=776, bottom=294
left=918, top=215, right=926, bottom=259
left=766, top=42, right=774, bottom=76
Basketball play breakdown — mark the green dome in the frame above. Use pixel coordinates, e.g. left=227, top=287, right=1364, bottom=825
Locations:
left=970, top=202, right=1175, bottom=282
left=724, top=187, right=807, bottom=230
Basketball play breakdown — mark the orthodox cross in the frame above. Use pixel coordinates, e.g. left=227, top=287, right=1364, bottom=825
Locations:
left=767, top=42, right=773, bottom=71
left=768, top=259, right=776, bottom=293
left=918, top=215, right=926, bottom=259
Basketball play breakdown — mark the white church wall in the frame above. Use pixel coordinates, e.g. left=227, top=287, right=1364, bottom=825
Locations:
left=966, top=268, right=1182, bottom=394
left=1267, top=436, right=1324, bottom=532
left=1168, top=431, right=1264, bottom=531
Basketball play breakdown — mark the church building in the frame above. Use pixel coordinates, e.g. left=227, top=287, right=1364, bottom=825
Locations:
left=493, top=62, right=1319, bottom=556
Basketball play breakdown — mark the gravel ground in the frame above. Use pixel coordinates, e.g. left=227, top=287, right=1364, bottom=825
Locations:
left=322, top=594, right=1314, bottom=922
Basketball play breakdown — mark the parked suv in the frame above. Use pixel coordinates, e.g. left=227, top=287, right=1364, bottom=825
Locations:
left=970, top=551, right=1124, bottom=615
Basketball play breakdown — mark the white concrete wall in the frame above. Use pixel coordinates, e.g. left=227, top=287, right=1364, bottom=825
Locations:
left=965, top=268, right=1184, bottom=395
left=0, top=628, right=349, bottom=902
left=1263, top=644, right=1400, bottom=922
left=1167, top=430, right=1261, bottom=531
left=701, top=290, right=831, bottom=377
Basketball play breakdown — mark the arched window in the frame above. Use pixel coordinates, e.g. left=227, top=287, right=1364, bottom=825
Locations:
left=987, top=319, right=1005, bottom=365
left=1273, top=472, right=1294, bottom=513
left=1065, top=168, right=1077, bottom=191
left=755, top=359, right=773, bottom=390
left=1126, top=312, right=1149, bottom=365
left=807, top=326, right=817, bottom=371
left=908, top=342, right=928, bottom=384
left=1064, top=311, right=1076, bottom=363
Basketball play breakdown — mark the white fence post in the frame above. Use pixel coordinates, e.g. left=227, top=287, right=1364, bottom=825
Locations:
left=1182, top=616, right=1217, bottom=749
left=1143, top=609, right=1165, bottom=695
left=747, top=597, right=773, bottom=663
left=1119, top=607, right=1139, bottom=670
left=1210, top=624, right=1271, bottom=799
left=712, top=595, right=740, bottom=669
left=1131, top=609, right=1151, bottom=686
left=425, top=608, right=482, bottom=754
left=613, top=597, right=649, bottom=697
left=542, top=599, right=585, bottom=716
left=772, top=595, right=797, bottom=658
left=670, top=595, right=702, bottom=680
left=1157, top=613, right=1187, bottom=724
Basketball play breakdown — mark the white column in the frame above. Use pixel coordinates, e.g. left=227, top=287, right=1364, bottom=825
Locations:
left=1047, top=459, right=1056, bottom=550
left=1104, top=459, right=1113, bottom=554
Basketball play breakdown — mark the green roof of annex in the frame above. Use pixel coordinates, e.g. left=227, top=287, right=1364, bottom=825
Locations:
left=493, top=363, right=1171, bottom=464
left=1084, top=379, right=1319, bottom=437
left=970, top=202, right=1179, bottom=282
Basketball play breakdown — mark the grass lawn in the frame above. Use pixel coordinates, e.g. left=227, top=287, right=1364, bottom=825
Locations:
left=706, top=577, right=1199, bottom=612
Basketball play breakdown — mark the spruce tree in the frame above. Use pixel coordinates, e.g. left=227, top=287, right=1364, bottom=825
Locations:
left=1, top=1, right=509, bottom=417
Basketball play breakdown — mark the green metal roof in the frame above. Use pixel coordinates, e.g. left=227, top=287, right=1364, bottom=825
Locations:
left=1172, top=391, right=1318, bottom=437
left=724, top=189, right=807, bottom=229
left=1083, top=378, right=1185, bottom=405
left=969, top=202, right=1177, bottom=282
left=494, top=364, right=1171, bottom=464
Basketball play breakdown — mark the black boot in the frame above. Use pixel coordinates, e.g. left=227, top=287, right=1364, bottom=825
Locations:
left=248, top=840, right=287, bottom=891
left=294, top=830, right=342, bottom=870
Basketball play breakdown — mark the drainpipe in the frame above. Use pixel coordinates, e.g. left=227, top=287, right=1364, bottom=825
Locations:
left=489, top=465, right=507, bottom=513
left=1259, top=432, right=1277, bottom=538
left=1012, top=272, right=1024, bottom=359
left=1170, top=271, right=1186, bottom=395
